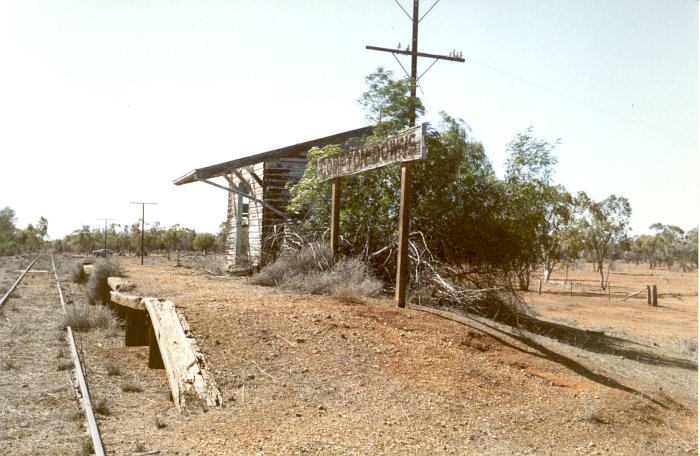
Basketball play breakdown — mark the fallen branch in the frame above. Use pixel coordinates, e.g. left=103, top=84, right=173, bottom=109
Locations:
left=276, top=334, right=297, bottom=347
left=622, top=288, right=647, bottom=302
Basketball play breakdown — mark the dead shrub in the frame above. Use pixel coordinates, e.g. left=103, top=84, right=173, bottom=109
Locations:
left=1, top=358, right=18, bottom=371
left=61, top=304, right=116, bottom=332
left=80, top=438, right=94, bottom=456
left=93, top=398, right=111, bottom=416
left=71, top=262, right=88, bottom=284
left=579, top=398, right=606, bottom=424
left=251, top=245, right=382, bottom=302
left=121, top=380, right=144, bottom=393
left=154, top=414, right=167, bottom=429
left=86, top=258, right=124, bottom=305
left=57, top=360, right=73, bottom=371
left=106, top=363, right=122, bottom=376
left=329, top=258, right=383, bottom=303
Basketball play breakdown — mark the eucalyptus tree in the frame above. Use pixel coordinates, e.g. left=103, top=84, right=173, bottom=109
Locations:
left=289, top=68, right=497, bottom=283
left=0, top=206, right=18, bottom=254
left=575, top=192, right=631, bottom=290
left=501, top=127, right=569, bottom=289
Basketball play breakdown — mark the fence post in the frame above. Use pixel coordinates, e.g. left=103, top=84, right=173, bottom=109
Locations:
left=538, top=279, right=542, bottom=295
left=646, top=285, right=651, bottom=305
left=652, top=285, right=658, bottom=306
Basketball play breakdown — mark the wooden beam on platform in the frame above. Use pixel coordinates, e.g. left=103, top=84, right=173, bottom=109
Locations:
left=144, top=298, right=223, bottom=410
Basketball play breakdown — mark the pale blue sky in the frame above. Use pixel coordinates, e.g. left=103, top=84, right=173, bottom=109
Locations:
left=0, top=0, right=697, bottom=239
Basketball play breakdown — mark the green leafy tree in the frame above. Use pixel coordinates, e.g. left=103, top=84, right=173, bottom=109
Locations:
left=357, top=67, right=424, bottom=137
left=217, top=221, right=228, bottom=252
left=289, top=69, right=499, bottom=284
left=0, top=207, right=18, bottom=254
left=684, top=227, right=699, bottom=269
left=193, top=232, right=217, bottom=255
left=501, top=128, right=568, bottom=289
left=575, top=192, right=631, bottom=290
left=649, top=223, right=698, bottom=271
left=15, top=216, right=49, bottom=252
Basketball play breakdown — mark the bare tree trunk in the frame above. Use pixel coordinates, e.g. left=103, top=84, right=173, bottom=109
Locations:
left=598, top=259, right=606, bottom=290
left=518, top=268, right=530, bottom=291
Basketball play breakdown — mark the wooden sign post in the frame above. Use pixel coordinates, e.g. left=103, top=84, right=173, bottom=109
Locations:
left=318, top=124, right=427, bottom=306
left=364, top=1, right=464, bottom=306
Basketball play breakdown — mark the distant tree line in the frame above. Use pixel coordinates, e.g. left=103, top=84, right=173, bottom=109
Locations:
left=0, top=207, right=48, bottom=254
left=287, top=67, right=698, bottom=294
left=0, top=207, right=226, bottom=257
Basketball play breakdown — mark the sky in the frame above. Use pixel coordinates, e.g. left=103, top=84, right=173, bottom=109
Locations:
left=0, top=0, right=697, bottom=240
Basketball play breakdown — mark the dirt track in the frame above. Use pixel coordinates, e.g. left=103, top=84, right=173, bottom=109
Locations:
left=73, top=256, right=697, bottom=456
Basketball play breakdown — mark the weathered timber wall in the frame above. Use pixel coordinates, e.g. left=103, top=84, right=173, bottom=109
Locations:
left=224, top=157, right=307, bottom=268
left=261, top=157, right=307, bottom=264
left=225, top=163, right=264, bottom=267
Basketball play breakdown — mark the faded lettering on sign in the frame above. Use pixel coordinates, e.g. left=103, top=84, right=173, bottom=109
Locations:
left=317, top=123, right=427, bottom=182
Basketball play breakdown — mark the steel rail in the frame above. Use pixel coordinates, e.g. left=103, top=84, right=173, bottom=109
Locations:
left=51, top=254, right=105, bottom=456
left=0, top=254, right=41, bottom=309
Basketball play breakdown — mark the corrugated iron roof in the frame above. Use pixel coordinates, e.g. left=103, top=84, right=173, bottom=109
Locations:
left=173, top=126, right=373, bottom=186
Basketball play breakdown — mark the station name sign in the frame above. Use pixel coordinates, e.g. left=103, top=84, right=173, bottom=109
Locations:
left=318, top=123, right=427, bottom=182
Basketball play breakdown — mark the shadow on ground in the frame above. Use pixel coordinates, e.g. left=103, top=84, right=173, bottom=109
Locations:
left=414, top=304, right=696, bottom=411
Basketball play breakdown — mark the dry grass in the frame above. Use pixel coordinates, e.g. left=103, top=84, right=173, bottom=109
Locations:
left=251, top=246, right=382, bottom=302
left=56, top=360, right=73, bottom=371
left=93, top=398, right=111, bottom=416
left=106, top=363, right=122, bottom=376
left=1, top=358, right=18, bottom=371
left=526, top=262, right=698, bottom=344
left=10, top=321, right=29, bottom=336
left=676, top=337, right=698, bottom=355
left=579, top=398, right=606, bottom=424
left=120, top=380, right=143, bottom=393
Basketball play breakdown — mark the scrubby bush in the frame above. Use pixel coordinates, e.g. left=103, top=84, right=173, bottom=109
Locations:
left=251, top=245, right=382, bottom=302
left=86, top=258, right=124, bottom=305
left=61, top=304, right=116, bottom=332
left=71, top=261, right=88, bottom=284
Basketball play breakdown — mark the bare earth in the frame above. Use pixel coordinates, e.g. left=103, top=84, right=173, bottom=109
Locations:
left=1, top=255, right=697, bottom=455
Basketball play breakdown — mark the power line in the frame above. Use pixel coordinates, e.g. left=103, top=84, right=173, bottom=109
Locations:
left=463, top=54, right=696, bottom=142
left=130, top=201, right=157, bottom=265
left=366, top=0, right=463, bottom=308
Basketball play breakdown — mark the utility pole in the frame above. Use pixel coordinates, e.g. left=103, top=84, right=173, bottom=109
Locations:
left=367, top=0, right=464, bottom=308
left=130, top=202, right=157, bottom=265
left=97, top=218, right=114, bottom=256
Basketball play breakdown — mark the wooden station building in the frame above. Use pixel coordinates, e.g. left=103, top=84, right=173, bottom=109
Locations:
left=173, top=126, right=373, bottom=269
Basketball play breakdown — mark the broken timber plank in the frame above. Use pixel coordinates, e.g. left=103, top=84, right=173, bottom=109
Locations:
left=143, top=298, right=223, bottom=410
left=109, top=292, right=145, bottom=310
left=107, top=277, right=137, bottom=293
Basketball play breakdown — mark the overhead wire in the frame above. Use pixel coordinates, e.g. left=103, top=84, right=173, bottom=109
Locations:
left=462, top=54, right=696, bottom=142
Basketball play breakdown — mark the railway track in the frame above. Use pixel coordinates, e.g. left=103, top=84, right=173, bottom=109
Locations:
left=0, top=254, right=105, bottom=455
